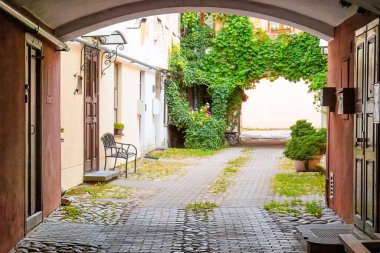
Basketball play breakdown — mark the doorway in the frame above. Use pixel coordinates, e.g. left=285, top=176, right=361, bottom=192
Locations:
left=84, top=46, right=99, bottom=172
left=354, top=19, right=379, bottom=235
left=25, top=34, right=43, bottom=232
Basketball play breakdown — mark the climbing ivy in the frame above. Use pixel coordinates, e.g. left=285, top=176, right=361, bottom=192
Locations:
left=167, top=13, right=327, bottom=150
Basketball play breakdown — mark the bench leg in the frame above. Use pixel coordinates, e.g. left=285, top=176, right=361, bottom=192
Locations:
left=134, top=155, right=137, bottom=173
left=104, top=157, right=107, bottom=170
left=113, top=157, right=118, bottom=171
left=125, top=158, right=128, bottom=178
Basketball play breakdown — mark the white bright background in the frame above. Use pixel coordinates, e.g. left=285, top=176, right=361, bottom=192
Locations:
left=241, top=78, right=322, bottom=129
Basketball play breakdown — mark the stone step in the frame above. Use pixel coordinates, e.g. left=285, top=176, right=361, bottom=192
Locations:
left=84, top=170, right=119, bottom=182
left=297, top=224, right=370, bottom=253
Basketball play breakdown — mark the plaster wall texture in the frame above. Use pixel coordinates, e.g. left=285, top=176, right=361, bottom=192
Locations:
left=60, top=14, right=179, bottom=189
left=0, top=10, right=62, bottom=252
left=241, top=78, right=322, bottom=129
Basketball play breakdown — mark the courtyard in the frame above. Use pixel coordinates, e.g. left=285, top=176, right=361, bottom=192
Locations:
left=13, top=146, right=340, bottom=253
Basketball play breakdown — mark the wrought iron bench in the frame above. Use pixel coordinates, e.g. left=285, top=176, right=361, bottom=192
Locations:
left=101, top=132, right=137, bottom=177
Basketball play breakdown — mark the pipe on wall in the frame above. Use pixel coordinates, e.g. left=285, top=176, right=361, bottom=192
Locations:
left=75, top=37, right=161, bottom=71
left=0, top=0, right=69, bottom=51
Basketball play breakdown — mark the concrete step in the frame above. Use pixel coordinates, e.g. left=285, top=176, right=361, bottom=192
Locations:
left=84, top=170, right=119, bottom=182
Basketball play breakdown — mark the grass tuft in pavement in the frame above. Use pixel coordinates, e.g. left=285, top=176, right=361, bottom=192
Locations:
left=209, top=149, right=252, bottom=194
left=272, top=172, right=325, bottom=197
left=65, top=182, right=133, bottom=199
left=63, top=206, right=82, bottom=220
left=185, top=201, right=217, bottom=221
left=125, top=159, right=186, bottom=180
left=264, top=199, right=323, bottom=218
left=278, top=156, right=295, bottom=171
left=146, top=148, right=220, bottom=159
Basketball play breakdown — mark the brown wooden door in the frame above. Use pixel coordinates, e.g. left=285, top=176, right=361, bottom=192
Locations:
left=25, top=40, right=42, bottom=231
left=354, top=20, right=379, bottom=235
left=84, top=46, right=99, bottom=172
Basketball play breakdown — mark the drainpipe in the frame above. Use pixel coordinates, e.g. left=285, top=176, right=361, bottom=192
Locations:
left=75, top=37, right=160, bottom=71
left=0, top=0, right=69, bottom=51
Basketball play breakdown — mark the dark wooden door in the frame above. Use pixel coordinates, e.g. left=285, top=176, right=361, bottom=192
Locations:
left=84, top=46, right=99, bottom=172
left=354, top=20, right=379, bottom=235
left=25, top=41, right=42, bottom=231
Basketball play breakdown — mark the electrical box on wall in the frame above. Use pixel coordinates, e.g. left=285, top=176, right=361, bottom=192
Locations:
left=137, top=100, right=145, bottom=115
left=337, top=88, right=355, bottom=114
left=320, top=87, right=336, bottom=110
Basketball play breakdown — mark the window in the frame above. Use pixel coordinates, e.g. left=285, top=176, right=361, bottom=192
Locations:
left=114, top=63, right=120, bottom=123
left=270, top=21, right=280, bottom=30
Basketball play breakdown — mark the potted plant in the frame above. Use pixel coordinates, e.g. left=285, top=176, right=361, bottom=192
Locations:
left=114, top=122, right=124, bottom=136
left=284, top=120, right=326, bottom=172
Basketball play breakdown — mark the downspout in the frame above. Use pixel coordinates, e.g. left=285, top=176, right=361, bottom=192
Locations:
left=0, top=0, right=69, bottom=51
left=75, top=37, right=160, bottom=71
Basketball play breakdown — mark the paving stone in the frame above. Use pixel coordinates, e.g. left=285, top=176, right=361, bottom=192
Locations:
left=13, top=147, right=308, bottom=253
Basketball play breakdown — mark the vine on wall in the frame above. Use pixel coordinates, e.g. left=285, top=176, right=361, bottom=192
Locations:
left=167, top=13, right=327, bottom=150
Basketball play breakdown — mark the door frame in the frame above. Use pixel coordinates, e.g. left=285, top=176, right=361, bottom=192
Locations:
left=353, top=19, right=380, bottom=235
left=83, top=46, right=100, bottom=173
left=24, top=33, right=43, bottom=232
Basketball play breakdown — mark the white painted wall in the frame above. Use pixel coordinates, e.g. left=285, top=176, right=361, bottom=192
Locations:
left=61, top=14, right=180, bottom=189
left=60, top=43, right=85, bottom=189
left=241, top=78, right=321, bottom=129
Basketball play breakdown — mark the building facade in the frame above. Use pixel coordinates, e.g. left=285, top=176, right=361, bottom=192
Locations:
left=0, top=1, right=380, bottom=252
left=60, top=15, right=180, bottom=190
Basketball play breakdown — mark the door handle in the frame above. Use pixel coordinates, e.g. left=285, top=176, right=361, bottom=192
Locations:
left=30, top=124, right=36, bottom=135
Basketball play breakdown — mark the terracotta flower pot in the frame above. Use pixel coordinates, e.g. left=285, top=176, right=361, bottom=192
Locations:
left=307, top=156, right=322, bottom=171
left=114, top=128, right=124, bottom=136
left=294, top=160, right=306, bottom=172
left=294, top=156, right=322, bottom=172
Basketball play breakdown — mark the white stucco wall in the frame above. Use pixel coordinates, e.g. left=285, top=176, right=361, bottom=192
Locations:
left=241, top=78, right=321, bottom=129
left=60, top=43, right=85, bottom=190
left=61, top=14, right=179, bottom=189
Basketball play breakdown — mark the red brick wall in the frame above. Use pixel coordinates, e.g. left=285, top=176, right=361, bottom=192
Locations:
left=327, top=12, right=378, bottom=223
left=0, top=10, right=61, bottom=253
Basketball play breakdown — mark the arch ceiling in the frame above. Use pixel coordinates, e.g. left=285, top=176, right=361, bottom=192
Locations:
left=6, top=0, right=380, bottom=41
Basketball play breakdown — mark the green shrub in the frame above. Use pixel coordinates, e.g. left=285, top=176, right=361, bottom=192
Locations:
left=284, top=120, right=326, bottom=165
left=289, top=120, right=316, bottom=138
left=165, top=81, right=191, bottom=129
left=184, top=105, right=226, bottom=150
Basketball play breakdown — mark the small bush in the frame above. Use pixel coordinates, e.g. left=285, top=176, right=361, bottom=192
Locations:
left=284, top=120, right=326, bottom=164
left=185, top=106, right=226, bottom=150
left=290, top=120, right=316, bottom=138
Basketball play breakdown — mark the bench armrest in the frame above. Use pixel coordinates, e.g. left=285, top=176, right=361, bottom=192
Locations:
left=116, top=142, right=137, bottom=154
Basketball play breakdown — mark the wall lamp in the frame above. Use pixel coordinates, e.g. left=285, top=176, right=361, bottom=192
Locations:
left=125, top=18, right=147, bottom=29
left=357, top=7, right=367, bottom=15
left=339, top=0, right=352, bottom=8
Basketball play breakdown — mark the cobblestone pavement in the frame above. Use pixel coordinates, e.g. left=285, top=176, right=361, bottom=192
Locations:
left=14, top=147, right=307, bottom=253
